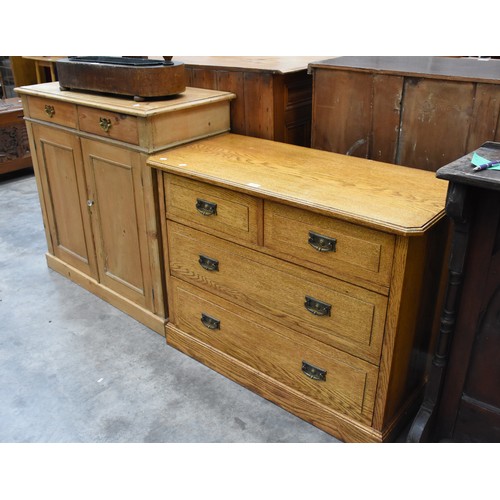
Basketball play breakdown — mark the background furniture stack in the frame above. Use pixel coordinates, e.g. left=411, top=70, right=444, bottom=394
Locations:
left=177, top=56, right=328, bottom=147
left=309, top=56, right=500, bottom=171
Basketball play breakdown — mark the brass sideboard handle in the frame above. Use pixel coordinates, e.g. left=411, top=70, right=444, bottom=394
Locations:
left=44, top=104, right=55, bottom=118
left=308, top=231, right=337, bottom=253
left=302, top=361, right=327, bottom=381
left=201, top=312, right=220, bottom=330
left=199, top=254, right=219, bottom=272
left=99, top=117, right=112, bottom=132
left=196, top=198, right=217, bottom=216
left=304, top=296, right=332, bottom=317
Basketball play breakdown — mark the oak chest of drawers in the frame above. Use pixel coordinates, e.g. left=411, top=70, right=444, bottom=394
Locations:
left=148, top=133, right=449, bottom=442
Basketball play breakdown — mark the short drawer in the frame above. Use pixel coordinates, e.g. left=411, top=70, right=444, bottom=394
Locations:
left=171, top=278, right=378, bottom=424
left=264, top=201, right=395, bottom=290
left=168, top=222, right=387, bottom=363
left=27, top=96, right=77, bottom=128
left=77, top=105, right=139, bottom=144
left=164, top=174, right=261, bottom=244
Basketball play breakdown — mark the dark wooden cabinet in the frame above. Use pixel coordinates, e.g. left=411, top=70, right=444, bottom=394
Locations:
left=408, top=142, right=500, bottom=442
left=309, top=57, right=500, bottom=171
left=0, top=97, right=31, bottom=175
left=178, top=57, right=328, bottom=147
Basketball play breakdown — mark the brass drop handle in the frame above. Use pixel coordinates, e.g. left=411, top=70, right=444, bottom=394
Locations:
left=201, top=313, right=220, bottom=330
left=199, top=255, right=219, bottom=272
left=44, top=104, right=55, bottom=118
left=304, top=296, right=332, bottom=317
left=196, top=198, right=217, bottom=216
left=302, top=361, right=327, bottom=381
left=99, top=117, right=112, bottom=132
left=308, top=231, right=337, bottom=253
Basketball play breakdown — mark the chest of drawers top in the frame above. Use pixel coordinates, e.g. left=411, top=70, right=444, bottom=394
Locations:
left=148, top=133, right=447, bottom=236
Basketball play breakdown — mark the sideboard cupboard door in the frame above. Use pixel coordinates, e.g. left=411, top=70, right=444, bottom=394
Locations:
left=81, top=139, right=153, bottom=310
left=31, top=124, right=98, bottom=279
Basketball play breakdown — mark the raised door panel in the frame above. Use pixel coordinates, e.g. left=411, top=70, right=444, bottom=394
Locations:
left=466, top=83, right=500, bottom=152
left=31, top=124, right=97, bottom=278
left=311, top=69, right=372, bottom=157
left=398, top=78, right=474, bottom=170
left=371, top=74, right=403, bottom=164
left=81, top=139, right=152, bottom=309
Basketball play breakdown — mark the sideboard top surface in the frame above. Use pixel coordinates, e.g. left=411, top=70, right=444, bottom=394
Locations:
left=148, top=133, right=447, bottom=235
left=308, top=56, right=500, bottom=84
left=15, top=82, right=236, bottom=117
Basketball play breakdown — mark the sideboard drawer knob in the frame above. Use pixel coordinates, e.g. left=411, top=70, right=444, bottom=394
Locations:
left=99, top=117, right=112, bottom=132
left=44, top=104, right=55, bottom=118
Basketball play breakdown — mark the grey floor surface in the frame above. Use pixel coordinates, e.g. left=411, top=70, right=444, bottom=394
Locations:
left=0, top=169, right=340, bottom=443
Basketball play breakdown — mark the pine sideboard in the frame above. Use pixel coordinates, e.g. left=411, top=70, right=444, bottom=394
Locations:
left=148, top=133, right=449, bottom=442
left=16, top=82, right=235, bottom=334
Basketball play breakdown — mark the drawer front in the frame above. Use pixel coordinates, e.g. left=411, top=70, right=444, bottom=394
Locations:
left=78, top=106, right=139, bottom=144
left=171, top=278, right=378, bottom=424
left=27, top=96, right=77, bottom=128
left=164, top=174, right=261, bottom=244
left=264, top=201, right=395, bottom=290
left=168, top=222, right=387, bottom=363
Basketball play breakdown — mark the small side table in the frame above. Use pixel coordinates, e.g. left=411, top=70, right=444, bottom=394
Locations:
left=408, top=141, right=500, bottom=442
left=0, top=97, right=31, bottom=174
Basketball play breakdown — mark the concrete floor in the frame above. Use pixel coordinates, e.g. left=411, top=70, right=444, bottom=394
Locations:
left=0, top=169, right=340, bottom=443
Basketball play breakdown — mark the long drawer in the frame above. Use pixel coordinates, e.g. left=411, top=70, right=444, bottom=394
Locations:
left=168, top=221, right=387, bottom=364
left=170, top=278, right=378, bottom=424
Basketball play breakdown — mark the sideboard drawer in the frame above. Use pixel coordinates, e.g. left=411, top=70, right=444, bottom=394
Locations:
left=171, top=278, right=378, bottom=424
left=264, top=201, right=395, bottom=290
left=27, top=96, right=77, bottom=128
left=168, top=221, right=387, bottom=363
left=78, top=106, right=139, bottom=144
left=164, top=174, right=261, bottom=244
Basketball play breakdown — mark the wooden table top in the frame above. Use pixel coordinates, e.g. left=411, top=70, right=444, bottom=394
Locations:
left=0, top=97, right=24, bottom=113
left=308, top=56, right=500, bottom=84
left=437, top=141, right=500, bottom=190
left=152, top=56, right=333, bottom=74
left=148, top=133, right=447, bottom=235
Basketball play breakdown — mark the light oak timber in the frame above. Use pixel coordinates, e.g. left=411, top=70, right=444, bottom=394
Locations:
left=150, top=133, right=449, bottom=442
left=17, top=82, right=235, bottom=335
